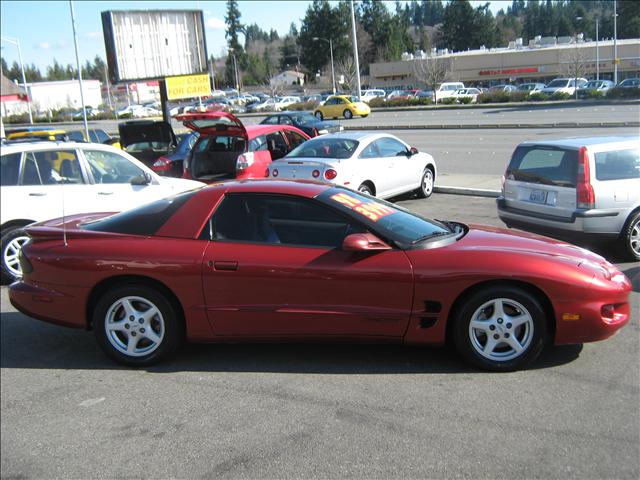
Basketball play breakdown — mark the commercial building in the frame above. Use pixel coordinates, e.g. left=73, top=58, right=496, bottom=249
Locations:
left=23, top=79, right=102, bottom=113
left=370, top=38, right=640, bottom=89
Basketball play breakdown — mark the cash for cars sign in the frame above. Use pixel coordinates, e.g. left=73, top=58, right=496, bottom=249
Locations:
left=165, top=74, right=211, bottom=100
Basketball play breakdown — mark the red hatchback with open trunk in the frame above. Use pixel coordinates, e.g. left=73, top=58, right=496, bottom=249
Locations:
left=177, top=111, right=310, bottom=183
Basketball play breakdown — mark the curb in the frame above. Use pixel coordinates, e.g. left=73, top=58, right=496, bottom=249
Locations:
left=434, top=186, right=501, bottom=198
left=343, top=121, right=640, bottom=130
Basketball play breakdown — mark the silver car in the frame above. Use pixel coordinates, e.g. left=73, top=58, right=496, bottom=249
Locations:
left=497, top=136, right=640, bottom=260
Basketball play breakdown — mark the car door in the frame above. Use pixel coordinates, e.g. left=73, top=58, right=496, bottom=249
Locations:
left=323, top=97, right=339, bottom=117
left=362, top=137, right=417, bottom=197
left=80, top=148, right=167, bottom=211
left=201, top=193, right=414, bottom=338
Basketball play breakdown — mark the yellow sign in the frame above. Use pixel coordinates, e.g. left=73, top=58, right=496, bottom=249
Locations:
left=165, top=74, right=211, bottom=100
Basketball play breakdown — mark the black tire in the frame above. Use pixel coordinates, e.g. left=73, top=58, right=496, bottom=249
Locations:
left=357, top=183, right=373, bottom=195
left=343, top=109, right=353, bottom=119
left=452, top=286, right=548, bottom=371
left=93, top=284, right=183, bottom=367
left=361, top=114, right=369, bottom=118
left=415, top=167, right=434, bottom=199
left=314, top=111, right=324, bottom=120
left=1, top=226, right=30, bottom=284
left=621, top=213, right=640, bottom=261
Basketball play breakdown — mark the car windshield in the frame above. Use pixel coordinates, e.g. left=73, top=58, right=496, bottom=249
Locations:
left=290, top=113, right=316, bottom=124
left=317, top=187, right=453, bottom=247
left=547, top=79, right=570, bottom=88
left=286, top=137, right=359, bottom=159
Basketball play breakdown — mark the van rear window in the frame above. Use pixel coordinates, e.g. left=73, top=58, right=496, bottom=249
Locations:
left=506, top=146, right=578, bottom=188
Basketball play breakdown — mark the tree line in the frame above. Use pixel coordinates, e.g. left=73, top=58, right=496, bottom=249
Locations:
left=2, top=1, right=638, bottom=88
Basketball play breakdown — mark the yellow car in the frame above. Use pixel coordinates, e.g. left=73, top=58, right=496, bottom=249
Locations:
left=314, top=95, right=370, bottom=120
left=7, top=128, right=120, bottom=149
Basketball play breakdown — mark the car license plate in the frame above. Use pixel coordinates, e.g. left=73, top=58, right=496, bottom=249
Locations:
left=529, top=189, right=548, bottom=204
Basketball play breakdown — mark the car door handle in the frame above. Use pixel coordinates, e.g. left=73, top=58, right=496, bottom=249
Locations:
left=28, top=192, right=46, bottom=196
left=98, top=191, right=114, bottom=195
left=210, top=261, right=238, bottom=271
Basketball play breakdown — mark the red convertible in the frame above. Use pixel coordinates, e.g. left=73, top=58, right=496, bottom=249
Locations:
left=9, top=180, right=632, bottom=371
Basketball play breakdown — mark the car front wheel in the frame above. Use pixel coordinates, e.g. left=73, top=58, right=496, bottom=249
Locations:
left=452, top=286, right=547, bottom=371
left=93, top=284, right=182, bottom=366
left=314, top=111, right=323, bottom=120
left=622, top=213, right=640, bottom=260
left=1, top=227, right=30, bottom=283
left=415, top=167, right=434, bottom=198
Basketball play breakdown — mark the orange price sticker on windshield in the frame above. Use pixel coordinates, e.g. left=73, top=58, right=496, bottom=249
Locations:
left=330, top=193, right=394, bottom=222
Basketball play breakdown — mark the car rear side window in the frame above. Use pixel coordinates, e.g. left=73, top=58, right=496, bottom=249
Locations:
left=595, top=149, right=640, bottom=181
left=506, top=146, right=578, bottom=188
left=81, top=189, right=197, bottom=236
left=1, top=153, right=21, bottom=186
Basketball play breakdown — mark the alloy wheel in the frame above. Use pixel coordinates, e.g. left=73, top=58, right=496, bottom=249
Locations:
left=104, top=296, right=165, bottom=357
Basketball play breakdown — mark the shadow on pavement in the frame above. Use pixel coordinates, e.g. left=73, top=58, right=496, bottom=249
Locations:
left=1, top=311, right=583, bottom=374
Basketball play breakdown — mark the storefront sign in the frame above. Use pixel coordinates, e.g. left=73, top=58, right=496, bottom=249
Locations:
left=479, top=67, right=539, bottom=76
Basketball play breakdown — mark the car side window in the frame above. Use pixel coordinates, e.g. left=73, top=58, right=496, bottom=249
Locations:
left=83, top=149, right=146, bottom=184
left=595, top=149, right=640, bottom=181
left=284, top=130, right=307, bottom=150
left=21, top=150, right=85, bottom=185
left=95, top=130, right=110, bottom=143
left=67, top=131, right=85, bottom=142
left=263, top=116, right=278, bottom=125
left=325, top=98, right=336, bottom=105
left=1, top=153, right=22, bottom=186
left=359, top=142, right=381, bottom=159
left=207, top=193, right=366, bottom=248
left=279, top=116, right=293, bottom=125
left=250, top=135, right=268, bottom=151
left=374, top=137, right=407, bottom=157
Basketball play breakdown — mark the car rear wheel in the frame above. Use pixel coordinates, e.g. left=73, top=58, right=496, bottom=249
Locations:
left=343, top=109, right=353, bottom=119
left=452, top=286, right=547, bottom=371
left=357, top=183, right=373, bottom=195
left=415, top=167, right=434, bottom=199
left=314, top=111, right=323, bottom=120
left=622, top=213, right=640, bottom=260
left=93, top=284, right=182, bottom=366
left=1, top=227, right=30, bottom=283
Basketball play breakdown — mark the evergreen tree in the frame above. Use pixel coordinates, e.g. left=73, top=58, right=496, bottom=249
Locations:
left=224, top=0, right=245, bottom=87
left=439, top=0, right=476, bottom=51
left=618, top=0, right=640, bottom=39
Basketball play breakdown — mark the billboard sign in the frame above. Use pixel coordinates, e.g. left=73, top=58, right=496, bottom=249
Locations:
left=102, top=10, right=208, bottom=83
left=165, top=73, right=211, bottom=100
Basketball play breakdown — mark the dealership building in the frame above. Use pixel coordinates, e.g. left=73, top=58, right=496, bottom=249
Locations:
left=369, top=37, right=640, bottom=89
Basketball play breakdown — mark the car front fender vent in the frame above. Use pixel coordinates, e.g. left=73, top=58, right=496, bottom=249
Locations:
left=424, top=301, right=442, bottom=313
left=419, top=317, right=437, bottom=329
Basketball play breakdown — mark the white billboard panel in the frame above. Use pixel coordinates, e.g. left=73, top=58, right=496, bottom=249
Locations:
left=102, top=10, right=208, bottom=83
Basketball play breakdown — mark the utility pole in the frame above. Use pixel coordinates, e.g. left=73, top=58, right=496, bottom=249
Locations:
left=613, top=0, right=618, bottom=84
left=350, top=0, right=361, bottom=100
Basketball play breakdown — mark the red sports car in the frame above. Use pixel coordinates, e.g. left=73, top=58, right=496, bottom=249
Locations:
left=9, top=180, right=632, bottom=371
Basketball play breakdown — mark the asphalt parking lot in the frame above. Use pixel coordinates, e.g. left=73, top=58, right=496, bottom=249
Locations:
left=1, top=192, right=638, bottom=479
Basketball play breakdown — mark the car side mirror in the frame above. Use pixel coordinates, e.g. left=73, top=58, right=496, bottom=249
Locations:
left=130, top=172, right=152, bottom=185
left=342, top=233, right=392, bottom=252
left=408, top=147, right=418, bottom=156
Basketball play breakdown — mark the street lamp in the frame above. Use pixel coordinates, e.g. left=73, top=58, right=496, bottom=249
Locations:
left=312, top=37, right=336, bottom=94
left=1, top=36, right=33, bottom=124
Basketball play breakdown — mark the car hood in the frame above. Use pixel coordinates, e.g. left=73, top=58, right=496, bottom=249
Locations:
left=118, top=121, right=175, bottom=149
left=454, top=224, right=606, bottom=264
left=159, top=176, right=205, bottom=191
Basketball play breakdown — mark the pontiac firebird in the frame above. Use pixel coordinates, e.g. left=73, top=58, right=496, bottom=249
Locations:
left=9, top=180, right=631, bottom=371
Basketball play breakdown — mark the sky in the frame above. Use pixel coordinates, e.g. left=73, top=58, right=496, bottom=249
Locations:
left=1, top=0, right=506, bottom=75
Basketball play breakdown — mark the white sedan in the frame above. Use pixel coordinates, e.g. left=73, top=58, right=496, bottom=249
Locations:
left=267, top=131, right=437, bottom=200
left=0, top=141, right=203, bottom=282
left=451, top=88, right=482, bottom=103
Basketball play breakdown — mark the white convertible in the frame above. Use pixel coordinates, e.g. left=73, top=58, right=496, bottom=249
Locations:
left=0, top=141, right=203, bottom=282
left=267, top=131, right=437, bottom=200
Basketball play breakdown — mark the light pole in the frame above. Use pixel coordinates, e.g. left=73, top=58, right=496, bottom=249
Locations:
left=228, top=48, right=240, bottom=103
left=613, top=0, right=618, bottom=84
left=1, top=36, right=33, bottom=124
left=313, top=37, right=335, bottom=94
left=595, top=16, right=599, bottom=80
left=350, top=0, right=362, bottom=101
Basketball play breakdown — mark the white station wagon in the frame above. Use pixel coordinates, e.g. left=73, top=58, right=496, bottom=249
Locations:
left=0, top=141, right=203, bottom=282
left=267, top=131, right=437, bottom=200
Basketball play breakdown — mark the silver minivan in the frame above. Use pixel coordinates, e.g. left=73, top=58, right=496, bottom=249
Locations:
left=497, top=136, right=640, bottom=260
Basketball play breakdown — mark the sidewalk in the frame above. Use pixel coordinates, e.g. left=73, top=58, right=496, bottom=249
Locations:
left=434, top=173, right=501, bottom=197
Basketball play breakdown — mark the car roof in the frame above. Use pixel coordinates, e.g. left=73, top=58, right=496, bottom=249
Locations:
left=519, top=136, right=639, bottom=149
left=317, top=131, right=389, bottom=142
left=0, top=140, right=125, bottom=154
left=245, top=124, right=306, bottom=138
left=200, top=178, right=331, bottom=198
